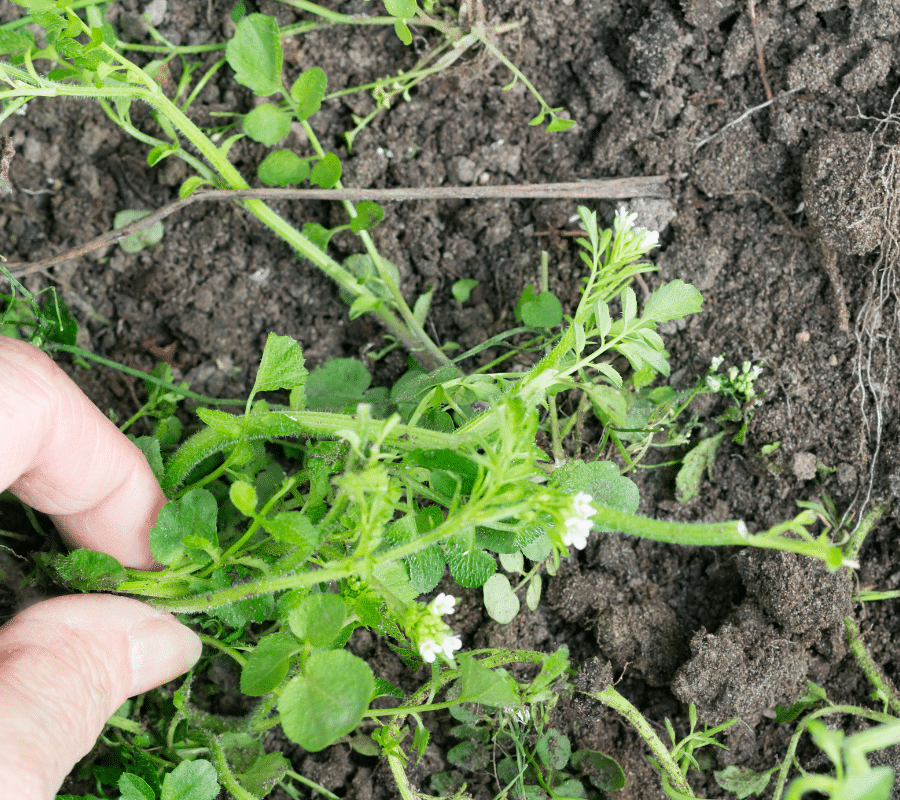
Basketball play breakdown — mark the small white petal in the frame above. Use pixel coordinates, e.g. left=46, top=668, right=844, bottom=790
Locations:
left=419, top=640, right=440, bottom=663
left=441, top=635, right=462, bottom=658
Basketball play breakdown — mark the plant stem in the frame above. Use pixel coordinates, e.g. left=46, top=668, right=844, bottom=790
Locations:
left=845, top=616, right=900, bottom=715
left=770, top=704, right=897, bottom=800
left=588, top=685, right=694, bottom=796
left=844, top=503, right=887, bottom=564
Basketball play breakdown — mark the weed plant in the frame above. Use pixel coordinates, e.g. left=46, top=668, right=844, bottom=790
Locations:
left=0, top=2, right=898, bottom=800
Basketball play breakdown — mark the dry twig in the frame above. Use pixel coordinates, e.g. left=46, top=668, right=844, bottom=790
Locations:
left=2, top=178, right=669, bottom=279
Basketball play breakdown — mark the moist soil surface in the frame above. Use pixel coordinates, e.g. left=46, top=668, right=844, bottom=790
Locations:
left=2, top=0, right=900, bottom=797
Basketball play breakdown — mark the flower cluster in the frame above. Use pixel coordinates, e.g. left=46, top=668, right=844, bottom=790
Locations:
left=414, top=593, right=462, bottom=664
left=613, top=207, right=660, bottom=256
left=562, top=491, right=598, bottom=550
left=705, top=357, right=763, bottom=405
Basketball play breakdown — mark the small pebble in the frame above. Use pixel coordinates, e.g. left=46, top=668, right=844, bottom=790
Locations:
left=796, top=330, right=810, bottom=343
left=792, top=452, right=817, bottom=481
left=828, top=355, right=838, bottom=366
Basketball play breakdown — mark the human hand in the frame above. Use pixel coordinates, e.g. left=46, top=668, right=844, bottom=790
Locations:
left=0, top=336, right=202, bottom=799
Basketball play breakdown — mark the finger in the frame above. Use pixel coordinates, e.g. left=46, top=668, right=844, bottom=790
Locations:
left=0, top=337, right=165, bottom=569
left=0, top=594, right=201, bottom=800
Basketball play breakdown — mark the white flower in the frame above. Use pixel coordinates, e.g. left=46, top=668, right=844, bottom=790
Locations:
left=637, top=229, right=659, bottom=249
left=429, top=593, right=456, bottom=616
left=710, top=355, right=724, bottom=371
left=615, top=207, right=638, bottom=230
left=706, top=376, right=722, bottom=393
left=572, top=491, right=597, bottom=519
left=441, top=634, right=462, bottom=659
left=419, top=639, right=442, bottom=663
left=562, top=491, right=597, bottom=550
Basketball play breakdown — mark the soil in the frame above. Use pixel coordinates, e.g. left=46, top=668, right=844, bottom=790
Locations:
left=2, top=0, right=900, bottom=798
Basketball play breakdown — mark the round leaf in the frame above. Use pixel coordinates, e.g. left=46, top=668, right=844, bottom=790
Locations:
left=280, top=651, right=374, bottom=752
left=483, top=573, right=519, bottom=624
left=258, top=150, right=309, bottom=186
left=240, top=633, right=301, bottom=696
left=226, top=13, right=283, bottom=96
left=445, top=534, right=496, bottom=588
left=310, top=153, right=342, bottom=189
left=290, top=67, right=327, bottom=121
left=521, top=291, right=563, bottom=328
left=243, top=103, right=291, bottom=145
left=288, top=594, right=347, bottom=646
left=114, top=209, right=164, bottom=254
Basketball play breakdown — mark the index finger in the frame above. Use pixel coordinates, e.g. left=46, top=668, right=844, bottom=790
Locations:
left=0, top=337, right=164, bottom=569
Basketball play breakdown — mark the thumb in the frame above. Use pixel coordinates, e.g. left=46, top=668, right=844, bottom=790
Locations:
left=0, top=594, right=202, bottom=800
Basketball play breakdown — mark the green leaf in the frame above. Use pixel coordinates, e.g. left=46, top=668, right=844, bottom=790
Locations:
left=310, top=153, right=342, bottom=189
left=570, top=749, right=626, bottom=792
left=537, top=729, right=572, bottom=770
left=384, top=0, right=417, bottom=16
left=179, top=175, right=213, bottom=199
left=150, top=488, right=218, bottom=565
left=226, top=13, right=283, bottom=96
left=160, top=759, right=219, bottom=800
left=414, top=722, right=430, bottom=762
left=405, top=545, right=445, bottom=594
left=0, top=28, right=34, bottom=55
left=258, top=150, right=310, bottom=186
left=280, top=650, right=374, bottom=751
left=393, top=18, right=412, bottom=44
left=593, top=301, right=612, bottom=342
left=118, top=774, right=154, bottom=800
left=622, top=286, right=637, bottom=324
left=56, top=549, right=126, bottom=592
left=676, top=431, right=726, bottom=504
left=452, top=279, right=479, bottom=303
left=236, top=752, right=291, bottom=798
left=714, top=765, right=778, bottom=800
left=551, top=460, right=639, bottom=532
left=132, top=436, right=163, bottom=482
left=642, top=279, right=703, bottom=324
left=288, top=594, right=347, bottom=646
left=305, top=358, right=371, bottom=410
left=499, top=551, right=524, bottom=574
left=243, top=103, right=292, bottom=145
left=521, top=291, right=563, bottom=328
left=526, top=574, right=542, bottom=611
left=240, top=632, right=301, bottom=695
left=483, top=573, right=520, bottom=624
left=546, top=114, right=576, bottom=132
left=373, top=560, right=419, bottom=604
left=114, top=209, right=163, bottom=253
left=349, top=201, right=384, bottom=233
left=252, top=332, right=307, bottom=395
left=147, top=143, right=176, bottom=166
left=445, top=533, right=496, bottom=588
left=262, top=511, right=320, bottom=554
left=196, top=407, right=243, bottom=437
left=413, top=285, right=434, bottom=326
left=229, top=480, right=257, bottom=516
left=230, top=2, right=247, bottom=23
left=408, top=449, right=479, bottom=496
left=456, top=654, right=519, bottom=706
left=290, top=66, right=327, bottom=121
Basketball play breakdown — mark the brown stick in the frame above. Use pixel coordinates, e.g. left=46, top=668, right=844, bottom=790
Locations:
left=1, top=178, right=669, bottom=279
left=747, top=0, right=772, bottom=101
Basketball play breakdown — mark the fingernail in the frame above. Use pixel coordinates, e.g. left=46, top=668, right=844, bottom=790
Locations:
left=128, top=613, right=202, bottom=696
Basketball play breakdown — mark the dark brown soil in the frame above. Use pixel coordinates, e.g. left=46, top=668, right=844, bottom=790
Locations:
left=3, top=0, right=900, bottom=797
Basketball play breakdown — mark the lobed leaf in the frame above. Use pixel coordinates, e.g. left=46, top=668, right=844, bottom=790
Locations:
left=226, top=13, right=283, bottom=96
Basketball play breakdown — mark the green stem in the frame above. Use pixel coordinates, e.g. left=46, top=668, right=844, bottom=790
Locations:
left=771, top=705, right=897, bottom=800
left=197, top=633, right=247, bottom=667
left=589, top=685, right=694, bottom=797
left=845, top=503, right=887, bottom=564
left=284, top=770, right=342, bottom=800
left=46, top=343, right=244, bottom=405
left=204, top=733, right=258, bottom=800
left=388, top=754, right=420, bottom=800
left=845, top=617, right=900, bottom=715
